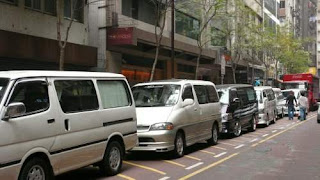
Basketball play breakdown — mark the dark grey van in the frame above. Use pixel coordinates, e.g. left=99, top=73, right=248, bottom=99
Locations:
left=216, top=84, right=258, bottom=137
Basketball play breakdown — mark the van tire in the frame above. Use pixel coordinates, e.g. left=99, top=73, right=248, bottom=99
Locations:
left=99, top=141, right=123, bottom=176
left=248, top=116, right=257, bottom=132
left=265, top=114, right=270, bottom=127
left=19, top=157, right=53, bottom=180
left=173, top=132, right=185, bottom=158
left=207, top=124, right=219, bottom=145
left=233, top=121, right=241, bottom=137
left=273, top=111, right=277, bottom=123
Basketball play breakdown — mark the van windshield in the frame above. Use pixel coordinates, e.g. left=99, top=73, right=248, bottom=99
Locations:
left=217, top=89, right=229, bottom=104
left=0, top=78, right=9, bottom=103
left=132, top=84, right=181, bottom=107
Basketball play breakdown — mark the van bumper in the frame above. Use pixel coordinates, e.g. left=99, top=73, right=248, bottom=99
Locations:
left=123, top=132, right=138, bottom=151
left=131, top=130, right=176, bottom=152
left=0, top=163, right=20, bottom=180
left=258, top=113, right=267, bottom=124
left=221, top=121, right=236, bottom=134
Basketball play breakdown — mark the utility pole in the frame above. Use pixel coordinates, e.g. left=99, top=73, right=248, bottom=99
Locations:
left=171, top=0, right=175, bottom=78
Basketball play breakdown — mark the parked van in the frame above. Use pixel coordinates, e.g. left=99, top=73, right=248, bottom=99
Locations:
left=131, top=80, right=221, bottom=157
left=272, top=88, right=286, bottom=118
left=0, top=71, right=137, bottom=180
left=216, top=84, right=258, bottom=137
left=254, top=86, right=277, bottom=126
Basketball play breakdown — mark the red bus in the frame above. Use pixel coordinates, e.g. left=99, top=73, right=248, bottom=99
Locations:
left=282, top=73, right=319, bottom=110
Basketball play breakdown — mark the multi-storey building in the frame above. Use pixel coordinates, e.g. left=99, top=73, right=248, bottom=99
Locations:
left=0, top=0, right=97, bottom=70
left=89, top=0, right=223, bottom=85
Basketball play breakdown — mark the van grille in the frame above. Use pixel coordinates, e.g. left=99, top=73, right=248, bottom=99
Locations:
left=137, top=125, right=150, bottom=131
left=139, top=137, right=155, bottom=142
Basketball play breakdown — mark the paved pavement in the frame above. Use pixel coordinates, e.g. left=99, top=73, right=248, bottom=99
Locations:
left=57, top=112, right=320, bottom=180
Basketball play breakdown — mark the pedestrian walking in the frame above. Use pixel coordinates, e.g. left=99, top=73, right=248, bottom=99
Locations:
left=286, top=91, right=297, bottom=120
left=298, top=91, right=308, bottom=121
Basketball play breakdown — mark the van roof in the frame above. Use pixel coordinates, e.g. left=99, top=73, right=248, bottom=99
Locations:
left=133, top=79, right=215, bottom=86
left=0, top=70, right=125, bottom=79
left=254, top=86, right=273, bottom=90
left=216, top=84, right=252, bottom=89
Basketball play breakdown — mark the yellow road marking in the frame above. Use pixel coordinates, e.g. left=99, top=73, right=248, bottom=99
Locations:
left=252, top=120, right=307, bottom=147
left=163, top=160, right=186, bottom=167
left=219, top=142, right=236, bottom=146
left=185, top=155, right=201, bottom=161
left=179, top=153, right=239, bottom=180
left=117, top=174, right=136, bottom=180
left=212, top=146, right=227, bottom=150
left=250, top=132, right=265, bottom=135
left=229, top=139, right=245, bottom=143
left=200, top=150, right=216, bottom=155
left=123, top=161, right=166, bottom=175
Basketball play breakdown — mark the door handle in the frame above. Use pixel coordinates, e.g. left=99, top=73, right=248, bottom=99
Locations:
left=64, top=119, right=70, bottom=131
left=47, top=119, right=55, bottom=124
left=194, top=108, right=198, bottom=111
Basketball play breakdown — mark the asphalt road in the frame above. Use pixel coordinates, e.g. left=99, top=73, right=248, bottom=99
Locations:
left=57, top=112, right=320, bottom=180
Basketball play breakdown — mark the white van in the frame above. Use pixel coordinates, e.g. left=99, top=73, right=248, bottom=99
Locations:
left=254, top=86, right=277, bottom=126
left=0, top=71, right=137, bottom=179
left=131, top=80, right=221, bottom=157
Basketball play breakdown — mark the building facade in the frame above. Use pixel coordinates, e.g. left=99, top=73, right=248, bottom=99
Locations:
left=0, top=0, right=97, bottom=70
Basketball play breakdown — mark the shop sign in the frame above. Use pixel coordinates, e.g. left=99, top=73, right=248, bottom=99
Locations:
left=107, top=27, right=137, bottom=46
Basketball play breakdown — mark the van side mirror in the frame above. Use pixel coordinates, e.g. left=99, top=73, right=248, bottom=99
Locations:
left=3, top=102, right=26, bottom=121
left=232, top=98, right=240, bottom=104
left=182, top=99, right=194, bottom=107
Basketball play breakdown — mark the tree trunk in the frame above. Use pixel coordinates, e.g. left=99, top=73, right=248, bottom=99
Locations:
left=195, top=48, right=202, bottom=80
left=232, top=65, right=236, bottom=84
left=275, top=60, right=278, bottom=80
left=150, top=45, right=160, bottom=81
left=265, top=66, right=269, bottom=86
left=59, top=47, right=65, bottom=71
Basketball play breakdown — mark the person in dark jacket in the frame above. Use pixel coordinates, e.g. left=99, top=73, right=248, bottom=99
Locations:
left=286, top=91, right=297, bottom=120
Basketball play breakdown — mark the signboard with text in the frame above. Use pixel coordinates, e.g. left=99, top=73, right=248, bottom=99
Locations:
left=107, top=27, right=137, bottom=46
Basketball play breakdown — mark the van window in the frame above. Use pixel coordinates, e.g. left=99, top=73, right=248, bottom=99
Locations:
left=237, top=88, right=249, bottom=104
left=206, top=85, right=219, bottom=103
left=9, top=81, right=49, bottom=114
left=267, top=89, right=275, bottom=101
left=194, top=85, right=209, bottom=104
left=132, top=84, right=181, bottom=107
left=54, top=80, right=99, bottom=113
left=0, top=78, right=9, bottom=103
left=182, top=85, right=194, bottom=101
left=246, top=88, right=256, bottom=102
left=97, top=80, right=131, bottom=109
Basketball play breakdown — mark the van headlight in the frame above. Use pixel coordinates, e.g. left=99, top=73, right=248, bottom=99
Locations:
left=150, top=122, right=174, bottom=130
left=221, top=113, right=229, bottom=122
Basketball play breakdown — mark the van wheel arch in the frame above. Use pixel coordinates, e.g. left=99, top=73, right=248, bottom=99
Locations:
left=19, top=152, right=54, bottom=180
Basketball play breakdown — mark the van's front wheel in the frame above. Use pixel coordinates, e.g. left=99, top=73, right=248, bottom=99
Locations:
left=99, top=141, right=123, bottom=176
left=19, top=157, right=53, bottom=180
left=207, top=124, right=218, bottom=145
left=173, top=132, right=185, bottom=158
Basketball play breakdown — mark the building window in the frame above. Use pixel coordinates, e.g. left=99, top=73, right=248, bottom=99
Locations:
left=25, top=0, right=56, bottom=14
left=25, top=0, right=41, bottom=10
left=0, top=0, right=17, bottom=4
left=175, top=10, right=200, bottom=40
left=64, top=0, right=84, bottom=22
left=280, top=1, right=285, bottom=8
left=122, top=0, right=158, bottom=25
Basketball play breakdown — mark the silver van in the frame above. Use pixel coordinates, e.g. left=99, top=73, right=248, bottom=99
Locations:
left=254, top=86, right=277, bottom=126
left=0, top=71, right=137, bottom=179
left=131, top=80, right=221, bottom=157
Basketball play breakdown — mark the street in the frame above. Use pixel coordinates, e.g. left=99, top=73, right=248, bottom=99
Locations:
left=57, top=112, right=320, bottom=180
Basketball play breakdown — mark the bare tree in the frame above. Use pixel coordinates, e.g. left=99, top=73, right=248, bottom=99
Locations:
left=149, top=0, right=172, bottom=81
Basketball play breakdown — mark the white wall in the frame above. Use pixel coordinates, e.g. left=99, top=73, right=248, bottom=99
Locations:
left=0, top=1, right=89, bottom=45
